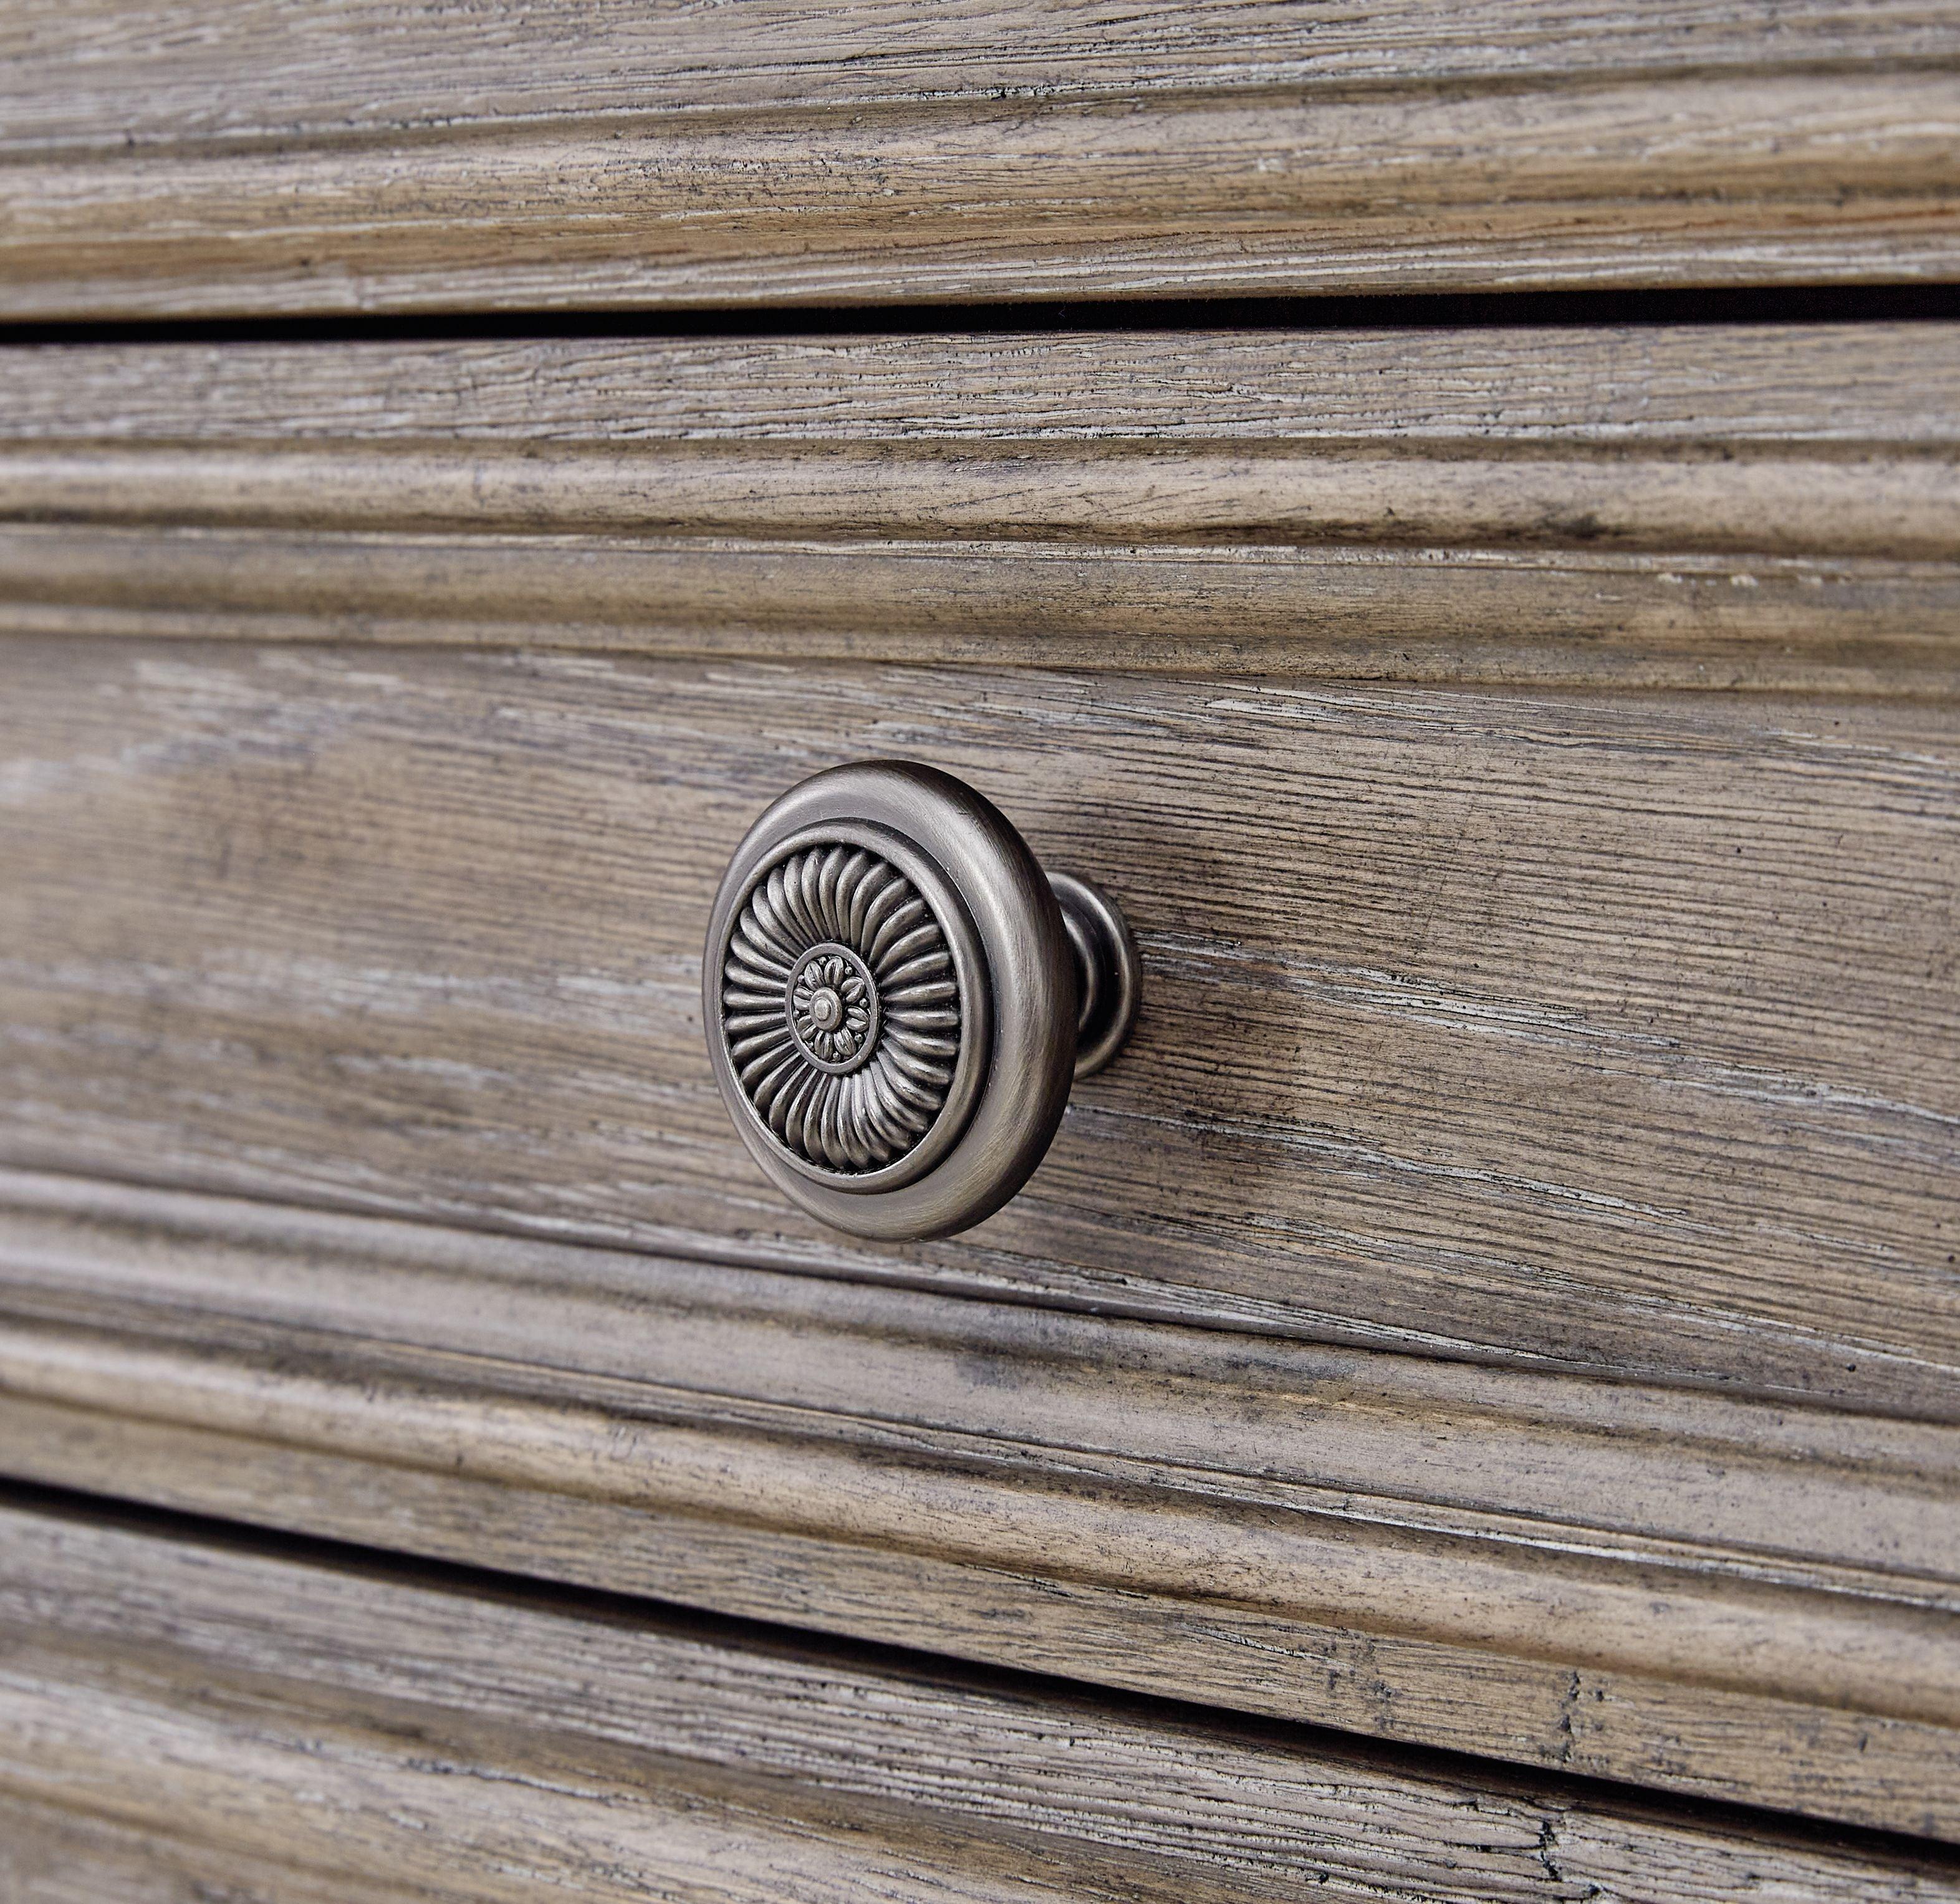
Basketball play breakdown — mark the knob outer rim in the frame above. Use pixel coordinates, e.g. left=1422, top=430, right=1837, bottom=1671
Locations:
left=704, top=760, right=1077, bottom=1241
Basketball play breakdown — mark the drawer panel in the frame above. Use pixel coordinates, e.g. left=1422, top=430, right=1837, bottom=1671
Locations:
left=1, top=4, right=1957, bottom=315
left=2, top=324, right=1951, bottom=1410
left=2, top=1492, right=1956, bottom=1903
left=0, top=639, right=1954, bottom=1411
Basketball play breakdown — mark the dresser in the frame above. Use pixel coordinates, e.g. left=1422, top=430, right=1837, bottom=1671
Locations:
left=2, top=7, right=1958, bottom=1899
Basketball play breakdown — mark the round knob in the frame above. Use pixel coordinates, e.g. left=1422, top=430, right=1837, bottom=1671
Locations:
left=703, top=761, right=1139, bottom=1240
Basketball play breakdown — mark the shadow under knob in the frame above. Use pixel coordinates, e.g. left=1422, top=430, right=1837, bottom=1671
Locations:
left=702, top=760, right=1139, bottom=1240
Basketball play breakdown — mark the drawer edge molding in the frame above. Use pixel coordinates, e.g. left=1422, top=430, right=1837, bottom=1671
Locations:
left=1, top=324, right=1955, bottom=692
left=2, top=36, right=1959, bottom=314
left=0, top=1169, right=1956, bottom=1838
left=5, top=526, right=1958, bottom=695
left=7, top=1495, right=1960, bottom=1902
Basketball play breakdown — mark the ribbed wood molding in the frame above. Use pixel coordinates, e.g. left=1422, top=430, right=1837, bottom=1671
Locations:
left=2, top=3, right=1958, bottom=314
left=0, top=1170, right=1954, bottom=1839
left=7, top=1494, right=1960, bottom=1900
left=1, top=325, right=1954, bottom=691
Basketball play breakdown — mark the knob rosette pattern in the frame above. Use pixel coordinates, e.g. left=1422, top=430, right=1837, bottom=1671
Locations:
left=721, top=843, right=962, bottom=1173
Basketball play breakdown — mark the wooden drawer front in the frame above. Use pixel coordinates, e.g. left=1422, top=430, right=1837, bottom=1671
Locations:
left=4, top=1493, right=1958, bottom=1904
left=0, top=324, right=1956, bottom=1835
left=0, top=321, right=1953, bottom=1411
left=2, top=3, right=1959, bottom=315
left=1, top=640, right=1954, bottom=1406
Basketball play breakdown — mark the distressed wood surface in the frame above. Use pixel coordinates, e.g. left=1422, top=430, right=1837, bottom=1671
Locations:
left=17, top=2, right=1960, bottom=143
left=1, top=1173, right=1958, bottom=1832
left=1, top=4, right=1957, bottom=314
left=4, top=1493, right=1960, bottom=1895
left=0, top=1797, right=435, bottom=1904
left=0, top=640, right=1953, bottom=1411
left=1, top=326, right=1957, bottom=691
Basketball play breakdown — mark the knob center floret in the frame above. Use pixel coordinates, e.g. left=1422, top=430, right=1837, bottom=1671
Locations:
left=785, top=941, right=882, bottom=1074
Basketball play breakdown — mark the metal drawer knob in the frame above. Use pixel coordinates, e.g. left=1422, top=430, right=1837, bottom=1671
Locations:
left=703, top=760, right=1138, bottom=1239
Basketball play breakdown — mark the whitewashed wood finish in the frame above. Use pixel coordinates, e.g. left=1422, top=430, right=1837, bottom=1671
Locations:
left=1, top=5, right=1958, bottom=313
left=0, top=254, right=1953, bottom=1880
left=0, top=1173, right=1956, bottom=1835
left=0, top=326, right=1956, bottom=691
left=4, top=1493, right=1960, bottom=1893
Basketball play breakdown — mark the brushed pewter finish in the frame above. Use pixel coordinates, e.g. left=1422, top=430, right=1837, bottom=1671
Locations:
left=703, top=761, right=1138, bottom=1239
left=712, top=812, right=991, bottom=1206
left=723, top=842, right=959, bottom=1173
left=1052, top=873, right=1141, bottom=1081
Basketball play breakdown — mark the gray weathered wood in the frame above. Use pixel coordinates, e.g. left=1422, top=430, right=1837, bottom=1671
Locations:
left=0, top=640, right=1953, bottom=1412
left=0, top=1796, right=436, bottom=1904
left=1, top=4, right=1958, bottom=313
left=4, top=1493, right=1960, bottom=1895
left=0, top=1173, right=1957, bottom=1835
left=1, top=325, right=1956, bottom=691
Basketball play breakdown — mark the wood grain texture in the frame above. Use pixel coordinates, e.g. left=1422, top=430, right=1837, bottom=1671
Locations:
left=2, top=1171, right=1960, bottom=1830
left=5, top=1493, right=1960, bottom=1896
left=1, top=325, right=1957, bottom=691
left=0, top=1796, right=436, bottom=1904
left=1, top=4, right=1957, bottom=314
left=17, top=1, right=1960, bottom=144
left=0, top=640, right=1954, bottom=1413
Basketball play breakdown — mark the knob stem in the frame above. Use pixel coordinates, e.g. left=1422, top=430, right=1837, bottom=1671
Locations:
left=1050, top=873, right=1140, bottom=1080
